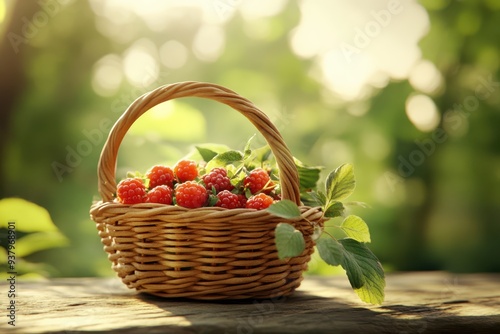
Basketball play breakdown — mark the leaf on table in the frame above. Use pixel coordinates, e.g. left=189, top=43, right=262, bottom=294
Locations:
left=339, top=238, right=385, bottom=305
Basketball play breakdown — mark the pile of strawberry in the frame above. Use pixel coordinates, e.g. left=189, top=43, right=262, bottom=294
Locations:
left=115, top=159, right=279, bottom=210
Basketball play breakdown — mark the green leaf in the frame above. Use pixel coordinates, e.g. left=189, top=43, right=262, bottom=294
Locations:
left=294, top=157, right=323, bottom=192
left=194, top=143, right=231, bottom=154
left=0, top=198, right=58, bottom=232
left=207, top=193, right=219, bottom=207
left=230, top=168, right=247, bottom=187
left=339, top=238, right=385, bottom=305
left=324, top=201, right=345, bottom=218
left=325, top=163, right=356, bottom=202
left=15, top=231, right=68, bottom=257
left=126, top=170, right=144, bottom=179
left=206, top=150, right=244, bottom=171
left=195, top=146, right=219, bottom=162
left=340, top=215, right=371, bottom=243
left=253, top=145, right=272, bottom=164
left=242, top=134, right=257, bottom=159
left=267, top=200, right=302, bottom=219
left=316, top=237, right=343, bottom=266
left=190, top=143, right=231, bottom=161
left=242, top=144, right=273, bottom=170
left=274, top=223, right=305, bottom=259
left=339, top=244, right=365, bottom=289
left=300, top=190, right=326, bottom=207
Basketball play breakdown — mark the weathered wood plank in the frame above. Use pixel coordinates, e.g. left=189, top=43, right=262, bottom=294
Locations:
left=3, top=272, right=500, bottom=333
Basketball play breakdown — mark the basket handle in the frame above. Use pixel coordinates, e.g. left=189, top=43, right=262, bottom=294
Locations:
left=97, top=81, right=301, bottom=205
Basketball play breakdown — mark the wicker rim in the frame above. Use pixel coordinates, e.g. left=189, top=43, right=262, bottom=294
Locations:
left=97, top=81, right=301, bottom=204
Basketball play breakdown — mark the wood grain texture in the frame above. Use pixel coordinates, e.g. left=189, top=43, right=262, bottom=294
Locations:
left=3, top=272, right=500, bottom=334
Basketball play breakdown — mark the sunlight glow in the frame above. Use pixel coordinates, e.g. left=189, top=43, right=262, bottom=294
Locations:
left=409, top=59, right=444, bottom=94
left=0, top=0, right=6, bottom=24
left=239, top=0, right=288, bottom=20
left=192, top=25, right=225, bottom=62
left=160, top=40, right=188, bottom=69
left=290, top=0, right=430, bottom=101
left=405, top=94, right=440, bottom=132
left=122, top=38, right=159, bottom=88
left=320, top=140, right=353, bottom=167
left=128, top=100, right=206, bottom=142
left=375, top=172, right=405, bottom=206
left=361, top=132, right=391, bottom=160
left=91, top=54, right=123, bottom=97
left=87, top=0, right=431, bottom=102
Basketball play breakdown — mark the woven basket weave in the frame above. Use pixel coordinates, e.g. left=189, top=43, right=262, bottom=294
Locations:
left=90, top=81, right=325, bottom=300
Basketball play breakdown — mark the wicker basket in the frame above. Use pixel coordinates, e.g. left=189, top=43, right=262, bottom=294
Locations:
left=90, top=81, right=325, bottom=300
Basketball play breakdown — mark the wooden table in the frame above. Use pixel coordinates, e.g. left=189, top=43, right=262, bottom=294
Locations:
left=4, top=272, right=500, bottom=333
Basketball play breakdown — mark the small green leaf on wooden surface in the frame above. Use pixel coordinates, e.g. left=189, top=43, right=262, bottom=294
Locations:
left=316, top=237, right=343, bottom=266
left=339, top=238, right=385, bottom=305
left=340, top=215, right=371, bottom=243
left=267, top=200, right=302, bottom=219
left=275, top=223, right=305, bottom=259
left=325, top=163, right=356, bottom=202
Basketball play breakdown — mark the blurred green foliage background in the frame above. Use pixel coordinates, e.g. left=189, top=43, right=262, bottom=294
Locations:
left=0, top=0, right=499, bottom=278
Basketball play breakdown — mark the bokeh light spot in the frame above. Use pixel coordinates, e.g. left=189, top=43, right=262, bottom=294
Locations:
left=160, top=40, right=188, bottom=69
left=123, top=38, right=159, bottom=87
left=192, top=25, right=225, bottom=62
left=409, top=59, right=444, bottom=94
left=91, top=54, right=123, bottom=97
left=405, top=94, right=440, bottom=132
